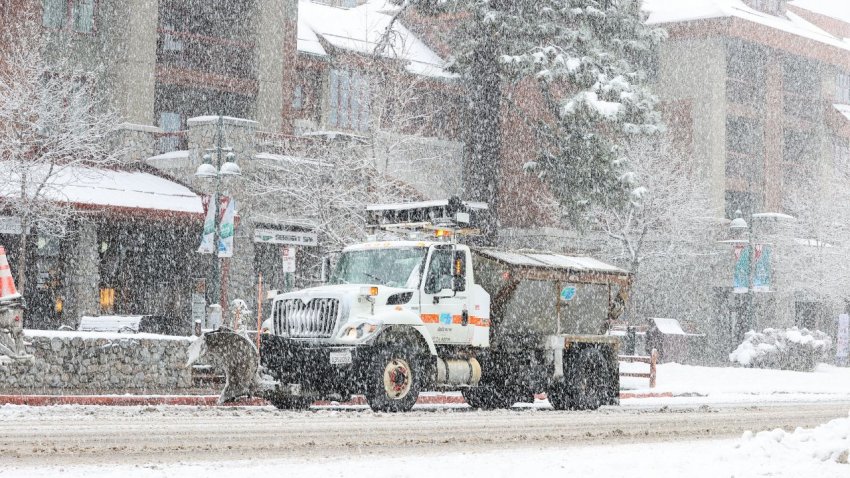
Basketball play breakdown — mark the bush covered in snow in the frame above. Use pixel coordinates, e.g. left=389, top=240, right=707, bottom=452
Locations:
left=736, top=413, right=850, bottom=464
left=729, top=327, right=832, bottom=371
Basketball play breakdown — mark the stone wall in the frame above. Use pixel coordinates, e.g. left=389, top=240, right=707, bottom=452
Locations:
left=0, top=331, right=194, bottom=393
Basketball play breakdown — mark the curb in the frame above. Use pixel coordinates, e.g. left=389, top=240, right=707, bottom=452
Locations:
left=0, top=391, right=671, bottom=407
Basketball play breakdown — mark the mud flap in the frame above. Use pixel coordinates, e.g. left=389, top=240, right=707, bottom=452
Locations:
left=188, top=328, right=261, bottom=404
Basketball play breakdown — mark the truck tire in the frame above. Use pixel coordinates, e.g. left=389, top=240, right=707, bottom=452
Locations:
left=365, top=345, right=422, bottom=412
left=547, top=381, right=571, bottom=410
left=567, top=347, right=613, bottom=411
left=268, top=394, right=312, bottom=410
left=461, top=386, right=516, bottom=410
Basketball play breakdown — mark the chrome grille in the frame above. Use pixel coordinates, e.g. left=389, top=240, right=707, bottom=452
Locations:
left=274, top=298, right=341, bottom=338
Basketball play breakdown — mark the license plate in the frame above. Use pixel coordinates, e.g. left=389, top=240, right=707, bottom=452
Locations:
left=329, top=350, right=353, bottom=365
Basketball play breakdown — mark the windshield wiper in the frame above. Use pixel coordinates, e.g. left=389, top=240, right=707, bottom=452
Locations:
left=363, top=272, right=385, bottom=284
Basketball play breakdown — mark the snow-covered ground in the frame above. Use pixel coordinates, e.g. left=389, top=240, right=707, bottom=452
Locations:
left=3, top=417, right=848, bottom=478
left=620, top=362, right=850, bottom=405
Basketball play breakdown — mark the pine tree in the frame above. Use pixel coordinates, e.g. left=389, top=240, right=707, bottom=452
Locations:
left=397, top=0, right=666, bottom=230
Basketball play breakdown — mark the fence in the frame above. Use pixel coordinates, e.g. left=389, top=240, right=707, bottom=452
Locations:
left=619, top=348, right=658, bottom=388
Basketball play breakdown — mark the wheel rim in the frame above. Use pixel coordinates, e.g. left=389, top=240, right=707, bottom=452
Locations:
left=382, top=358, right=412, bottom=400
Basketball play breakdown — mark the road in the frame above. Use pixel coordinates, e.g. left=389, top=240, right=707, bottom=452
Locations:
left=1, top=401, right=848, bottom=466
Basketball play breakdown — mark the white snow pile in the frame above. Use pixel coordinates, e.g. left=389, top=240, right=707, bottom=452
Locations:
left=736, top=413, right=850, bottom=465
left=730, top=327, right=832, bottom=371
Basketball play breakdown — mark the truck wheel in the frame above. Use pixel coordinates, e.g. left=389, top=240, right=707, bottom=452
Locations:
left=547, top=382, right=571, bottom=410
left=365, top=346, right=421, bottom=412
left=268, top=394, right=312, bottom=410
left=567, top=347, right=612, bottom=411
left=461, top=386, right=516, bottom=410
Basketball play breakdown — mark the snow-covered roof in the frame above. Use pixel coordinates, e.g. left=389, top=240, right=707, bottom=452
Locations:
left=475, top=249, right=629, bottom=275
left=790, top=0, right=850, bottom=26
left=834, top=103, right=850, bottom=122
left=253, top=152, right=331, bottom=167
left=366, top=199, right=489, bottom=212
left=297, top=0, right=454, bottom=79
left=147, top=150, right=190, bottom=162
left=0, top=162, right=203, bottom=215
left=643, top=0, right=850, bottom=52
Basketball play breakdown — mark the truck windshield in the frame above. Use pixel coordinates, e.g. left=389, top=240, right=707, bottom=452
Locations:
left=330, top=247, right=427, bottom=288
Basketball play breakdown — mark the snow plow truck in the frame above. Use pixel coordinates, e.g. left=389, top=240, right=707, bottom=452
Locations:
left=190, top=200, right=630, bottom=412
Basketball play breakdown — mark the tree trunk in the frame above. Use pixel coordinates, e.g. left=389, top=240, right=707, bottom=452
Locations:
left=464, top=34, right=502, bottom=246
left=16, top=219, right=28, bottom=297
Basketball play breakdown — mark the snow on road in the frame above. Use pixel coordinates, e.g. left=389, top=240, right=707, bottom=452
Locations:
left=2, top=430, right=847, bottom=478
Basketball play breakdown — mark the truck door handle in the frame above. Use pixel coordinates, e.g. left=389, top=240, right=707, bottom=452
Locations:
left=461, top=310, right=469, bottom=326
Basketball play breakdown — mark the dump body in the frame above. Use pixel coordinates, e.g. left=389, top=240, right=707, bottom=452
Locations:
left=472, top=248, right=630, bottom=349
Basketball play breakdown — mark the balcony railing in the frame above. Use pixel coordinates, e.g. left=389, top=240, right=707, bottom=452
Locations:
left=156, top=29, right=256, bottom=80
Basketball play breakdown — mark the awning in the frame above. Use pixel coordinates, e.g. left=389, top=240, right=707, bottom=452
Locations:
left=0, top=162, right=203, bottom=215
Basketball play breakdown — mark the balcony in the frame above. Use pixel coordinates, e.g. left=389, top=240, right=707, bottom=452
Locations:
left=156, top=29, right=257, bottom=83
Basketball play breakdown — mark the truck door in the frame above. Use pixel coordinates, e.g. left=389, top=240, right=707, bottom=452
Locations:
left=419, top=245, right=472, bottom=345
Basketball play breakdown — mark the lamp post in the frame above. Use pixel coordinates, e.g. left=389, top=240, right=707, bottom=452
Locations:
left=195, top=115, right=241, bottom=311
left=725, top=209, right=795, bottom=347
left=728, top=210, right=753, bottom=345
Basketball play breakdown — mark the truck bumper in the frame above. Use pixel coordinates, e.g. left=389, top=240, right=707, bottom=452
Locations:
left=259, top=334, right=370, bottom=398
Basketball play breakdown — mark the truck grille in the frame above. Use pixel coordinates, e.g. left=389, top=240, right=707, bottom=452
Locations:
left=274, top=298, right=341, bottom=338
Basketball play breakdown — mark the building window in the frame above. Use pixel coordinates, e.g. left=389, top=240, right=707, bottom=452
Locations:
left=293, top=85, right=303, bottom=110
left=327, top=69, right=370, bottom=132
left=43, top=0, right=95, bottom=33
left=837, top=72, right=850, bottom=104
left=783, top=129, right=817, bottom=163
left=725, top=190, right=757, bottom=219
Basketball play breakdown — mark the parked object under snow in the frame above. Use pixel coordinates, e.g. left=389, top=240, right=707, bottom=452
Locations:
left=729, top=327, right=832, bottom=371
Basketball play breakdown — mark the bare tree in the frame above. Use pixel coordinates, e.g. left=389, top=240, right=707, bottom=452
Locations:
left=589, top=136, right=717, bottom=321
left=0, top=46, right=124, bottom=292
left=776, top=158, right=850, bottom=314
left=592, top=137, right=714, bottom=275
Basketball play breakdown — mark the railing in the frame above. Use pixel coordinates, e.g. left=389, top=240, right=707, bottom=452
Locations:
left=619, top=348, right=658, bottom=389
left=156, top=29, right=256, bottom=80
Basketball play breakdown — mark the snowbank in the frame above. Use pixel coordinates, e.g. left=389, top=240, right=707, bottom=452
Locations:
left=620, top=362, right=850, bottom=403
left=730, top=327, right=831, bottom=371
left=738, top=413, right=850, bottom=464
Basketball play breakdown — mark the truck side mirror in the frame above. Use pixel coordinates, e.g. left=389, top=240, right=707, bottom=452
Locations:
left=452, top=250, right=466, bottom=293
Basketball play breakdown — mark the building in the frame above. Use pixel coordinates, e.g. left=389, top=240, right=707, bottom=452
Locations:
left=642, top=0, right=850, bottom=343
left=0, top=0, right=465, bottom=324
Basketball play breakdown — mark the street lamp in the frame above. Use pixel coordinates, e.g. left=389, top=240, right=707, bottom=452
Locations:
left=194, top=116, right=241, bottom=313
left=724, top=209, right=795, bottom=347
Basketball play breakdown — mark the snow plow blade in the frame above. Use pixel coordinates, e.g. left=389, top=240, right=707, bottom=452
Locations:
left=187, top=328, right=261, bottom=404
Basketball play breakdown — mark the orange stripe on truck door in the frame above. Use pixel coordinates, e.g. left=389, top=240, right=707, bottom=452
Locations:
left=419, top=314, right=490, bottom=326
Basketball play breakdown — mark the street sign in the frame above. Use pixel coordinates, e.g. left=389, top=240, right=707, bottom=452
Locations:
left=282, top=246, right=297, bottom=273
left=0, top=216, right=23, bottom=235
left=254, top=228, right=317, bottom=247
left=560, top=285, right=577, bottom=302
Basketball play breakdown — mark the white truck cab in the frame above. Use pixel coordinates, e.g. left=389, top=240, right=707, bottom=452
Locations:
left=271, top=240, right=491, bottom=353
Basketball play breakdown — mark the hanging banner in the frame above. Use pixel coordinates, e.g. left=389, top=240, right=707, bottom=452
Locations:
left=218, top=196, right=236, bottom=258
left=752, top=244, right=770, bottom=292
left=198, top=194, right=217, bottom=254
left=732, top=244, right=750, bottom=294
